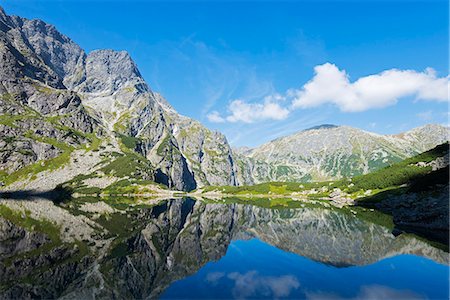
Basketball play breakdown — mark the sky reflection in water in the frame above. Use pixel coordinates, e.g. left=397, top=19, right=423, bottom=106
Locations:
left=162, top=238, right=449, bottom=299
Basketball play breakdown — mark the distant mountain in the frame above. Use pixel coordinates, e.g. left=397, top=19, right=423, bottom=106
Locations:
left=235, top=124, right=449, bottom=184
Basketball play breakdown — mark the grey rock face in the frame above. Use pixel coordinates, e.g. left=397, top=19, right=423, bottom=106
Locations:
left=0, top=6, right=84, bottom=90
left=174, top=123, right=237, bottom=187
left=68, top=44, right=237, bottom=190
left=75, top=50, right=144, bottom=94
left=19, top=19, right=85, bottom=85
left=0, top=7, right=101, bottom=180
left=0, top=137, right=61, bottom=173
left=0, top=217, right=50, bottom=257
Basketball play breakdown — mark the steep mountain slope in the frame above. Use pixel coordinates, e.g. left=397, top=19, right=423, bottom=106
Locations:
left=236, top=124, right=448, bottom=184
left=0, top=8, right=102, bottom=187
left=0, top=7, right=237, bottom=191
left=77, top=49, right=237, bottom=190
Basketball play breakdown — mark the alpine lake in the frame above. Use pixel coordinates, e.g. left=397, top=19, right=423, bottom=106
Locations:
left=0, top=195, right=448, bottom=299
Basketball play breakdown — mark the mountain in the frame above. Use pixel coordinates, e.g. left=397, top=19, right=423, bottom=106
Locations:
left=235, top=124, right=449, bottom=184
left=0, top=7, right=448, bottom=192
left=0, top=7, right=237, bottom=191
left=68, top=48, right=238, bottom=190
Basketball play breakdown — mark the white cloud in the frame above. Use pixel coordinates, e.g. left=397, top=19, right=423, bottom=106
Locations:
left=209, top=94, right=289, bottom=124
left=357, top=285, right=424, bottom=300
left=225, top=98, right=289, bottom=123
left=207, top=111, right=226, bottom=123
left=291, top=63, right=448, bottom=112
left=209, top=63, right=448, bottom=124
left=205, top=272, right=225, bottom=285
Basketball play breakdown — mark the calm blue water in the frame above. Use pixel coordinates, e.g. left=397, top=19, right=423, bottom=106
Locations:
left=162, top=238, right=449, bottom=299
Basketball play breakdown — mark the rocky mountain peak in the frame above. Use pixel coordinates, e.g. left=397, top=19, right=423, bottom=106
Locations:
left=0, top=10, right=239, bottom=190
left=0, top=6, right=7, bottom=22
left=76, top=49, right=145, bottom=94
left=21, top=20, right=84, bottom=82
left=400, top=123, right=448, bottom=135
left=0, top=6, right=85, bottom=88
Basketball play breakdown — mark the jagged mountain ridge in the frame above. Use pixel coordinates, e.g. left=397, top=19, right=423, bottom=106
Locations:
left=235, top=124, right=449, bottom=184
left=0, top=7, right=237, bottom=191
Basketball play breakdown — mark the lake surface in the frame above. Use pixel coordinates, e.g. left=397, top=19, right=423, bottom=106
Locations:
left=0, top=197, right=448, bottom=299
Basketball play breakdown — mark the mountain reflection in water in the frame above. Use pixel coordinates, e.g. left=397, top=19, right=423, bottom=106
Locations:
left=0, top=197, right=448, bottom=299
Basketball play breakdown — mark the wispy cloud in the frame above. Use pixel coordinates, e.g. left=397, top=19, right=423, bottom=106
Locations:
left=140, top=37, right=254, bottom=117
left=150, top=37, right=276, bottom=119
left=205, top=272, right=225, bottom=285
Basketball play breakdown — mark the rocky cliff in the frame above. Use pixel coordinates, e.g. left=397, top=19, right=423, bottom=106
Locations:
left=0, top=7, right=237, bottom=191
left=0, top=7, right=101, bottom=178
left=67, top=48, right=238, bottom=190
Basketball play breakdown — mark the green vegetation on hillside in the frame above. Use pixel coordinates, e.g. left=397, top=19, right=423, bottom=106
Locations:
left=61, top=145, right=161, bottom=195
left=102, top=178, right=167, bottom=195
left=0, top=110, right=102, bottom=186
left=2, top=150, right=73, bottom=185
left=116, top=132, right=140, bottom=150
left=201, top=181, right=332, bottom=195
left=347, top=143, right=448, bottom=193
left=100, top=152, right=152, bottom=178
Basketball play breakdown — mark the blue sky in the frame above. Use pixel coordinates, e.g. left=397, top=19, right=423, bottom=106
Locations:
left=3, top=0, right=448, bottom=147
